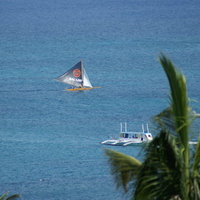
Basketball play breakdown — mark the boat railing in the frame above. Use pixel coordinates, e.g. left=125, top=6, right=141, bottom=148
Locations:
left=120, top=123, right=150, bottom=133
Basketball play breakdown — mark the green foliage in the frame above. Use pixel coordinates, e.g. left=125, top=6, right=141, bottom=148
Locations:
left=105, top=149, right=141, bottom=192
left=0, top=192, right=20, bottom=200
left=104, top=53, right=200, bottom=200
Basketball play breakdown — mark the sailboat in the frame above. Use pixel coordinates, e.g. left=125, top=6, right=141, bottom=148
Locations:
left=55, top=61, right=101, bottom=91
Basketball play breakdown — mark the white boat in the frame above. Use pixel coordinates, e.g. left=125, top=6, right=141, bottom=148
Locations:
left=192, top=111, right=200, bottom=117
left=101, top=123, right=153, bottom=146
left=55, top=60, right=101, bottom=91
left=189, top=141, right=198, bottom=145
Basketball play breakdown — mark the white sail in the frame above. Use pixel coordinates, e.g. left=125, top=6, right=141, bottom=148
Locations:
left=83, top=67, right=92, bottom=87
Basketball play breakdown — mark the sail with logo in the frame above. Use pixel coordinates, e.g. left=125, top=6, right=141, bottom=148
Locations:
left=55, top=61, right=101, bottom=91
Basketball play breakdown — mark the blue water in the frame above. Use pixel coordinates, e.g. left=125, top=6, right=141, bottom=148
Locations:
left=1, top=0, right=200, bottom=199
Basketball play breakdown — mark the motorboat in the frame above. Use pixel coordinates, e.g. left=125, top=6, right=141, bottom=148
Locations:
left=101, top=123, right=153, bottom=146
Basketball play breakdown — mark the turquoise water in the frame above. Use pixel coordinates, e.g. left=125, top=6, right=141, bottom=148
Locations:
left=1, top=0, right=200, bottom=199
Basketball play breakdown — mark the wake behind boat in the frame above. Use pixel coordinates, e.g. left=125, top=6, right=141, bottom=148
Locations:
left=55, top=61, right=101, bottom=91
left=101, top=123, right=153, bottom=146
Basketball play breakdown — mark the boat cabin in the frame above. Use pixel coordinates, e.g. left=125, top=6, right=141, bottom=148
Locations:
left=120, top=132, right=152, bottom=140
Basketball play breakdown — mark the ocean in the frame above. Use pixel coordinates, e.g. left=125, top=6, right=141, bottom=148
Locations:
left=1, top=0, right=200, bottom=199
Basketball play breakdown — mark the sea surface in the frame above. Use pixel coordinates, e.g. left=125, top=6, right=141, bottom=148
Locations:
left=1, top=0, right=200, bottom=199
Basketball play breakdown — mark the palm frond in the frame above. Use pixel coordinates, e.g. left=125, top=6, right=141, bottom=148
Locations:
left=189, top=137, right=200, bottom=199
left=192, top=136, right=200, bottom=172
left=104, top=149, right=141, bottom=192
left=0, top=193, right=20, bottom=200
left=6, top=194, right=21, bottom=200
left=159, top=53, right=190, bottom=149
left=134, top=130, right=186, bottom=200
left=189, top=175, right=200, bottom=200
left=0, top=193, right=8, bottom=200
left=153, top=106, right=175, bottom=135
left=158, top=53, right=191, bottom=198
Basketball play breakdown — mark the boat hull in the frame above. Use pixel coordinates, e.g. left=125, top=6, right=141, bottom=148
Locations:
left=101, top=139, right=151, bottom=146
left=66, top=87, right=101, bottom=91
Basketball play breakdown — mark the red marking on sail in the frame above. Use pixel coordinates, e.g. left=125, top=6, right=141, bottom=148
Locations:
left=73, top=69, right=81, bottom=77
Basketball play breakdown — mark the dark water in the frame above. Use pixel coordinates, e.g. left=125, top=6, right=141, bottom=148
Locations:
left=1, top=0, right=200, bottom=199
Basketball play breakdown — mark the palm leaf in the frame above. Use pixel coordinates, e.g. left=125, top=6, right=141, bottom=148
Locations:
left=104, top=149, right=141, bottom=192
left=158, top=54, right=191, bottom=199
left=153, top=106, right=175, bottom=135
left=0, top=193, right=21, bottom=200
left=134, top=129, right=186, bottom=200
left=0, top=193, right=8, bottom=200
left=189, top=137, right=200, bottom=199
left=159, top=53, right=190, bottom=149
left=192, top=136, right=200, bottom=172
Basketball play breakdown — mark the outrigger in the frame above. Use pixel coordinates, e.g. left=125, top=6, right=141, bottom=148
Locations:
left=101, top=123, right=153, bottom=146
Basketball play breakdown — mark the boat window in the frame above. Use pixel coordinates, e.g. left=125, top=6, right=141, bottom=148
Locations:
left=135, top=134, right=138, bottom=138
left=148, top=135, right=152, bottom=137
left=125, top=134, right=129, bottom=138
